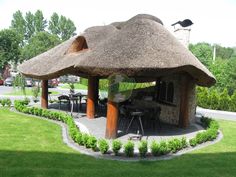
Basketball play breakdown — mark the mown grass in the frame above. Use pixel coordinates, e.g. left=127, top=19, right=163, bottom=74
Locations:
left=0, top=108, right=236, bottom=177
left=3, top=88, right=59, bottom=96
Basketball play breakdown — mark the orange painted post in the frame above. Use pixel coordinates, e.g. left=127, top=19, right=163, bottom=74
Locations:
left=179, top=75, right=190, bottom=128
left=41, top=80, right=48, bottom=109
left=86, top=76, right=98, bottom=119
left=105, top=100, right=119, bottom=139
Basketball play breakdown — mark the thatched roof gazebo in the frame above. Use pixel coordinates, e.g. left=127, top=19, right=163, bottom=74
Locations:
left=18, top=14, right=215, bottom=139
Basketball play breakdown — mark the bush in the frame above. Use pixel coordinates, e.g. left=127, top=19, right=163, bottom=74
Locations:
left=150, top=141, right=160, bottom=156
left=81, top=133, right=89, bottom=146
left=168, top=138, right=182, bottom=153
left=98, top=139, right=109, bottom=154
left=181, top=137, right=188, bottom=148
left=206, top=128, right=218, bottom=140
left=124, top=141, right=134, bottom=157
left=138, top=140, right=148, bottom=157
left=5, top=98, right=11, bottom=107
left=159, top=141, right=170, bottom=155
left=0, top=98, right=11, bottom=107
left=87, top=136, right=97, bottom=150
left=112, top=140, right=122, bottom=156
left=196, top=131, right=208, bottom=144
left=75, top=132, right=83, bottom=145
left=189, top=138, right=197, bottom=147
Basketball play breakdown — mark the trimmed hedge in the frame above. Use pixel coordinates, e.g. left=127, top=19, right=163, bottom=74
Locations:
left=197, top=87, right=236, bottom=112
left=13, top=100, right=220, bottom=158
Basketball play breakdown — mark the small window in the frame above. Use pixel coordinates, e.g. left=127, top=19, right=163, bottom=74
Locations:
left=159, top=81, right=166, bottom=101
left=167, top=82, right=174, bottom=102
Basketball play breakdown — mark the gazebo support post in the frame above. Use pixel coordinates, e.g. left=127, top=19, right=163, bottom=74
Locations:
left=41, top=80, right=48, bottom=109
left=86, top=76, right=99, bottom=119
left=179, top=75, right=190, bottom=128
left=105, top=100, right=119, bottom=139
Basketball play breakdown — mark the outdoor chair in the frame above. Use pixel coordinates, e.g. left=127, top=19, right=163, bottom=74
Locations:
left=149, top=107, right=161, bottom=131
left=126, top=110, right=145, bottom=136
left=118, top=105, right=130, bottom=131
left=97, top=98, right=107, bottom=114
left=58, top=95, right=70, bottom=110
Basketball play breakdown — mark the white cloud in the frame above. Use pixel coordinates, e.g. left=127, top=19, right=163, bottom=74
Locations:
left=0, top=0, right=235, bottom=46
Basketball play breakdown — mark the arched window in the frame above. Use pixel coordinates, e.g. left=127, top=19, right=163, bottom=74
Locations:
left=167, top=82, right=174, bottom=103
left=159, top=81, right=166, bottom=101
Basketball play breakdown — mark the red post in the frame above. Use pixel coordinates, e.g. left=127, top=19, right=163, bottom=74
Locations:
left=86, top=77, right=98, bottom=119
left=41, top=80, right=48, bottom=109
left=105, top=100, right=119, bottom=139
left=179, top=75, right=190, bottom=128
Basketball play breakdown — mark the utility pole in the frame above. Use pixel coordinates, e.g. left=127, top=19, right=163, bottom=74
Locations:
left=213, top=45, right=216, bottom=64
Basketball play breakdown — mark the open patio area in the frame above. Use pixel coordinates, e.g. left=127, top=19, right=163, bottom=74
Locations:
left=48, top=100, right=204, bottom=145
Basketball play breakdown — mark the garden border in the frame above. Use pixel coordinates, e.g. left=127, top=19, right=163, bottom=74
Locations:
left=10, top=108, right=223, bottom=161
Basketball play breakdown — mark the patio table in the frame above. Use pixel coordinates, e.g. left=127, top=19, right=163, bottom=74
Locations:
left=69, top=93, right=87, bottom=115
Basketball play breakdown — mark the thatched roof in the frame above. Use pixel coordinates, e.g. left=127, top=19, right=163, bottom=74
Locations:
left=18, top=14, right=215, bottom=86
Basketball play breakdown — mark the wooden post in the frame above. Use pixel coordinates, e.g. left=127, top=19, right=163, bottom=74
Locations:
left=41, top=80, right=48, bottom=109
left=179, top=75, right=190, bottom=128
left=86, top=76, right=98, bottom=119
left=105, top=100, right=119, bottom=139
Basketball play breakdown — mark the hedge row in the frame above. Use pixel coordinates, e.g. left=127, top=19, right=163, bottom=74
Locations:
left=197, top=87, right=236, bottom=112
left=13, top=100, right=219, bottom=158
left=0, top=98, right=11, bottom=107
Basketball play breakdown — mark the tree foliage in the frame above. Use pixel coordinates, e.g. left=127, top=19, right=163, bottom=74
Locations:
left=49, top=13, right=76, bottom=40
left=0, top=29, right=21, bottom=70
left=11, top=10, right=26, bottom=45
left=34, top=10, right=47, bottom=32
left=20, top=31, right=60, bottom=61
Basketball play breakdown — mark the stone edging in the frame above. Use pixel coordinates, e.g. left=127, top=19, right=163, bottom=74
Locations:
left=11, top=109, right=223, bottom=161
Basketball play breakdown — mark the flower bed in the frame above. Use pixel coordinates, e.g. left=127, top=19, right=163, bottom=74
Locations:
left=14, top=100, right=220, bottom=158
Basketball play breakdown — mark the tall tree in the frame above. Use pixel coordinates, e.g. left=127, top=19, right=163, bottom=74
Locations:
left=34, top=10, right=47, bottom=32
left=10, top=10, right=26, bottom=45
left=25, top=12, right=35, bottom=40
left=20, top=31, right=61, bottom=61
left=189, top=42, right=213, bottom=67
left=0, top=29, right=21, bottom=70
left=49, top=13, right=76, bottom=40
left=48, top=12, right=60, bottom=36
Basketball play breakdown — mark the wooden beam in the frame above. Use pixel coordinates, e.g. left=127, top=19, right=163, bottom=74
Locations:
left=41, top=80, right=48, bottom=109
left=179, top=75, right=190, bottom=128
left=86, top=76, right=98, bottom=119
left=105, top=100, right=119, bottom=139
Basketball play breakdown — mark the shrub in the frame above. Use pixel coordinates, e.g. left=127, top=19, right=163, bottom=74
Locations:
left=219, top=88, right=231, bottom=111
left=22, top=97, right=30, bottom=105
left=5, top=98, right=11, bottom=107
left=124, top=141, right=134, bottom=157
left=138, top=140, right=148, bottom=157
left=189, top=138, right=197, bottom=147
left=81, top=133, right=89, bottom=146
left=0, top=99, right=6, bottom=107
left=196, top=131, right=208, bottom=144
left=168, top=138, right=182, bottom=153
left=150, top=141, right=160, bottom=156
left=98, top=139, right=109, bottom=154
left=87, top=136, right=97, bottom=150
left=181, top=137, right=188, bottom=148
left=112, top=140, right=122, bottom=156
left=159, top=141, right=170, bottom=155
left=75, top=132, right=83, bottom=145
left=206, top=128, right=218, bottom=140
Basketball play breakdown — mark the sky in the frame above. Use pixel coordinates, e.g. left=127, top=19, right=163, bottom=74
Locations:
left=0, top=0, right=236, bottom=47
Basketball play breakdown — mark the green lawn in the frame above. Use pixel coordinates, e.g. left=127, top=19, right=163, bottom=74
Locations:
left=60, top=83, right=88, bottom=90
left=0, top=108, right=236, bottom=177
left=4, top=88, right=59, bottom=96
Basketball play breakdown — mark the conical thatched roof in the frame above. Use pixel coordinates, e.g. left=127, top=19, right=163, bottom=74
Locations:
left=18, top=14, right=215, bottom=86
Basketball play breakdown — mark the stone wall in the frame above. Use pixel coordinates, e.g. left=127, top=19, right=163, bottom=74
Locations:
left=130, top=74, right=197, bottom=126
left=157, top=75, right=181, bottom=125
